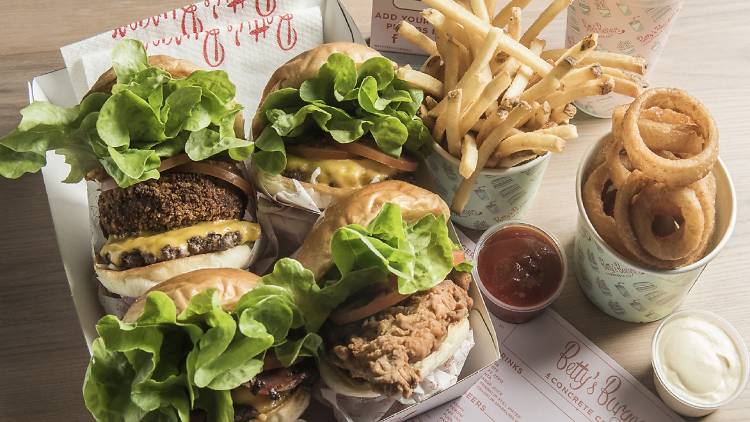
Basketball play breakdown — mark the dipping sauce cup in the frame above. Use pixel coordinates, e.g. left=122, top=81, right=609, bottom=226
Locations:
left=651, top=310, right=749, bottom=417
left=472, top=221, right=567, bottom=323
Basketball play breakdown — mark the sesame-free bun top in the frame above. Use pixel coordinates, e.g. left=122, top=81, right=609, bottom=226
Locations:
left=123, top=268, right=260, bottom=323
left=252, top=42, right=386, bottom=138
left=296, top=181, right=450, bottom=280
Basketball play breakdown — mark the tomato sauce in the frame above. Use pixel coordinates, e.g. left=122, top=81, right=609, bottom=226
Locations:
left=477, top=225, right=563, bottom=309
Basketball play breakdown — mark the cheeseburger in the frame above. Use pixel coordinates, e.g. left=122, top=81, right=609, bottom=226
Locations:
left=250, top=43, right=432, bottom=209
left=0, top=39, right=261, bottom=300
left=296, top=181, right=474, bottom=399
left=84, top=268, right=315, bottom=421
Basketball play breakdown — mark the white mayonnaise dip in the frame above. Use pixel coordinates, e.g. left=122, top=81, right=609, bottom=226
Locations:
left=655, top=315, right=743, bottom=405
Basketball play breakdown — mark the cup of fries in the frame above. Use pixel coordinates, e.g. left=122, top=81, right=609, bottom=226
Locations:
left=395, top=0, right=645, bottom=226
left=564, top=0, right=683, bottom=117
left=573, top=136, right=736, bottom=323
left=425, top=142, right=551, bottom=230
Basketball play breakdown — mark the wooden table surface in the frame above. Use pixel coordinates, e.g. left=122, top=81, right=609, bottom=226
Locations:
left=0, top=1, right=748, bottom=420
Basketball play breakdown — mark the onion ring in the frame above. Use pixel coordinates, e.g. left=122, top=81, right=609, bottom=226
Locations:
left=632, top=184, right=704, bottom=261
left=582, top=163, right=625, bottom=253
left=605, top=133, right=633, bottom=188
left=622, top=88, right=718, bottom=186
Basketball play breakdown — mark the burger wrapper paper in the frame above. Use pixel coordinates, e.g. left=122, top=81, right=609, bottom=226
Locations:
left=60, top=0, right=327, bottom=133
left=318, top=329, right=475, bottom=422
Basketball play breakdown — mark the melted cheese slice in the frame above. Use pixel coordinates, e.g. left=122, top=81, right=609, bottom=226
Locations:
left=286, top=155, right=398, bottom=188
left=100, top=220, right=260, bottom=267
left=232, top=388, right=289, bottom=414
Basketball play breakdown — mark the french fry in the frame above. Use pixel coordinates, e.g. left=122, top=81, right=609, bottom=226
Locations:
left=397, top=66, right=444, bottom=98
left=471, top=0, right=490, bottom=22
left=550, top=103, right=577, bottom=124
left=420, top=105, right=436, bottom=130
left=471, top=118, right=487, bottom=132
left=520, top=0, right=573, bottom=47
left=422, top=9, right=471, bottom=51
left=424, top=96, right=439, bottom=110
left=444, top=38, right=461, bottom=93
left=496, top=132, right=566, bottom=157
left=498, top=151, right=539, bottom=168
left=429, top=27, right=502, bottom=117
left=535, top=124, right=578, bottom=140
left=424, top=0, right=553, bottom=75
left=541, top=49, right=647, bottom=74
left=397, top=22, right=438, bottom=56
left=421, top=54, right=444, bottom=80
left=459, top=133, right=479, bottom=177
left=445, top=89, right=463, bottom=156
left=484, top=0, right=498, bottom=20
left=611, top=75, right=645, bottom=97
left=547, top=76, right=615, bottom=109
left=520, top=34, right=598, bottom=103
left=507, top=7, right=522, bottom=40
left=451, top=102, right=534, bottom=213
left=560, top=63, right=602, bottom=89
left=492, top=0, right=531, bottom=27
left=526, top=101, right=551, bottom=130
left=459, top=71, right=512, bottom=135
left=502, top=39, right=545, bottom=107
left=477, top=109, right=509, bottom=143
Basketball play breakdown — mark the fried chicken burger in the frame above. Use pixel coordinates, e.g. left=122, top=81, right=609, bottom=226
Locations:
left=0, top=39, right=262, bottom=301
left=249, top=43, right=433, bottom=209
left=295, top=181, right=474, bottom=400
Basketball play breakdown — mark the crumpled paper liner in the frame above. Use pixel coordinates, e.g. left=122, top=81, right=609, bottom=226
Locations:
left=317, top=329, right=475, bottom=422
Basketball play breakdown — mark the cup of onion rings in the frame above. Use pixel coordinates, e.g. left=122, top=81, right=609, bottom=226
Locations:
left=425, top=142, right=551, bottom=230
left=574, top=137, right=736, bottom=323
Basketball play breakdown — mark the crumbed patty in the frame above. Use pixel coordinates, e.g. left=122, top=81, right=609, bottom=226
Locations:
left=98, top=172, right=245, bottom=237
left=325, top=279, right=472, bottom=397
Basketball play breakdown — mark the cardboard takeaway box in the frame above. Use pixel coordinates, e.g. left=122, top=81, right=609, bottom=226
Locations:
left=32, top=1, right=500, bottom=420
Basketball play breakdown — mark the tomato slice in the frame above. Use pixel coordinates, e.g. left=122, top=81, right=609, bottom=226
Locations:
left=330, top=277, right=409, bottom=325
left=453, top=250, right=466, bottom=266
left=338, top=142, right=419, bottom=172
left=287, top=145, right=354, bottom=160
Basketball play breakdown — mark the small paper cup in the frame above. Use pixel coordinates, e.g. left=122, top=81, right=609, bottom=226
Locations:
left=424, top=143, right=551, bottom=230
left=651, top=310, right=750, bottom=417
left=472, top=221, right=567, bottom=324
left=566, top=0, right=685, bottom=117
left=573, top=136, right=736, bottom=322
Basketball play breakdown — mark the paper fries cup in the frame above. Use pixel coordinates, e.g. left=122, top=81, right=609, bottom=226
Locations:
left=573, top=136, right=736, bottom=323
left=424, top=143, right=550, bottom=230
left=566, top=0, right=684, bottom=117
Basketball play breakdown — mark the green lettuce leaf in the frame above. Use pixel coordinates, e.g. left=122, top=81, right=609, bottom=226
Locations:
left=0, top=39, right=250, bottom=187
left=330, top=203, right=456, bottom=295
left=252, top=52, right=432, bottom=174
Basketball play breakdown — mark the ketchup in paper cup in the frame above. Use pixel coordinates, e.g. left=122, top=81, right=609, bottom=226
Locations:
left=472, top=221, right=567, bottom=323
left=425, top=142, right=551, bottom=230
left=573, top=136, right=737, bottom=323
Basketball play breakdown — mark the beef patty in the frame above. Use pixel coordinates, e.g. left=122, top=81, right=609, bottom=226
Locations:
left=98, top=172, right=245, bottom=238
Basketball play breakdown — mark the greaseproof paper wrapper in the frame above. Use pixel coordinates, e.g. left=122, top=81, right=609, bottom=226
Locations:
left=61, top=0, right=326, bottom=131
left=318, top=329, right=475, bottom=422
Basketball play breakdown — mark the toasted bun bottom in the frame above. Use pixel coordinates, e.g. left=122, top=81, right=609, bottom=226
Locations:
left=249, top=163, right=355, bottom=210
left=96, top=242, right=257, bottom=299
left=252, top=387, right=311, bottom=422
left=319, top=317, right=471, bottom=399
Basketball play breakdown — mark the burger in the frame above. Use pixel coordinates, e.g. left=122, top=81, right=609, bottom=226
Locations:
left=295, top=180, right=474, bottom=401
left=249, top=43, right=433, bottom=209
left=84, top=268, right=317, bottom=422
left=0, top=39, right=262, bottom=301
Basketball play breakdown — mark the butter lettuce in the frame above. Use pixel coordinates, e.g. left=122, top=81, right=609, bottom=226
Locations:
left=83, top=264, right=332, bottom=422
left=330, top=203, right=462, bottom=295
left=0, top=39, right=252, bottom=187
left=253, top=53, right=432, bottom=174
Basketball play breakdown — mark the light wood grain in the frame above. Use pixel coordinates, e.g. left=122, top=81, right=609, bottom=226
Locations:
left=0, top=1, right=748, bottom=421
